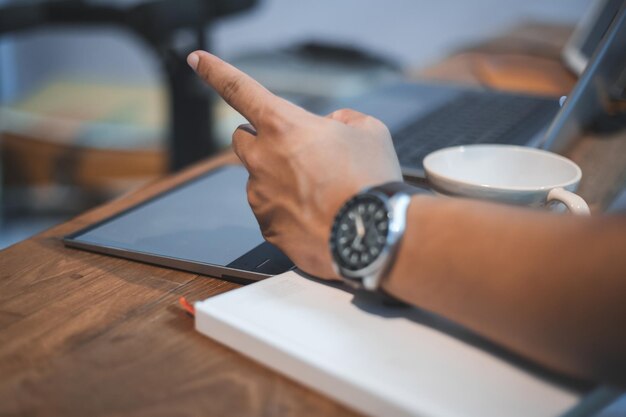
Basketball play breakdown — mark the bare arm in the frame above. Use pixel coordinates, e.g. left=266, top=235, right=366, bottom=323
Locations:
left=187, top=51, right=626, bottom=386
left=383, top=195, right=626, bottom=386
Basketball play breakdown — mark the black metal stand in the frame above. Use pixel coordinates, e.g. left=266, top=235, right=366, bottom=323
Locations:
left=164, top=44, right=220, bottom=170
left=0, top=0, right=256, bottom=171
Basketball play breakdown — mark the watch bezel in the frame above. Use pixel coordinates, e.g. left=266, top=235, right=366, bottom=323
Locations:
left=330, top=189, right=411, bottom=288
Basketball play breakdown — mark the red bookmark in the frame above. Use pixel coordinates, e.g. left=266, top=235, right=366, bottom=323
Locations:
left=179, top=296, right=195, bottom=317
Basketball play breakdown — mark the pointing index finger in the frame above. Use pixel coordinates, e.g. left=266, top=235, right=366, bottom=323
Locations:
left=187, top=51, right=284, bottom=129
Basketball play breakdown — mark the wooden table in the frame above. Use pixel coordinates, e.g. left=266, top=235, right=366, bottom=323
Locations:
left=1, top=25, right=625, bottom=417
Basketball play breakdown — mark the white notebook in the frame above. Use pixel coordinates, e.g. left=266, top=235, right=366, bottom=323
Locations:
left=195, top=271, right=586, bottom=417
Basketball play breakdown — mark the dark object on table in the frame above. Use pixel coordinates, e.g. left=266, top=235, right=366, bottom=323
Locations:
left=0, top=0, right=257, bottom=171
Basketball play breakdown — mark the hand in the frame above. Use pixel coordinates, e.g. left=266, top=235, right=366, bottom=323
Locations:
left=188, top=51, right=402, bottom=279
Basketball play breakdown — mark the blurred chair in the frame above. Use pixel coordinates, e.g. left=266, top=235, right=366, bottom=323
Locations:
left=0, top=0, right=257, bottom=171
left=0, top=0, right=256, bottom=223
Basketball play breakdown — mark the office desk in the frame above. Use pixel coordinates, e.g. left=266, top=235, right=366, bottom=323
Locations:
left=1, top=25, right=625, bottom=417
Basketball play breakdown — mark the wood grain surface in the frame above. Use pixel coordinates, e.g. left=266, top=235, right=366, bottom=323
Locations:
left=0, top=151, right=358, bottom=417
left=1, top=24, right=625, bottom=417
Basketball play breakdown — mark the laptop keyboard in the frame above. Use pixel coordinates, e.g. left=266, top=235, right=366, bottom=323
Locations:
left=393, top=92, right=558, bottom=168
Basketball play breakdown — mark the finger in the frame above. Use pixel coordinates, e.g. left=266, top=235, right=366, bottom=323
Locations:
left=326, top=108, right=368, bottom=125
left=232, top=124, right=257, bottom=169
left=327, top=108, right=389, bottom=136
left=188, top=51, right=286, bottom=128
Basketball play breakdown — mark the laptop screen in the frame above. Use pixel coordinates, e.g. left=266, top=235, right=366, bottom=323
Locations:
left=563, top=0, right=623, bottom=75
left=543, top=3, right=626, bottom=153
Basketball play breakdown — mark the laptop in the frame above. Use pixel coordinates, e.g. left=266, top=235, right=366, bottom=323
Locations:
left=321, top=0, right=624, bottom=179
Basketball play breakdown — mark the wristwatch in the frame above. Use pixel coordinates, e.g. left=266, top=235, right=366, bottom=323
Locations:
left=329, top=182, right=426, bottom=291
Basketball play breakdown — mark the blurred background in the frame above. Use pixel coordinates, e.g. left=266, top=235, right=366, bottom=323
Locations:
left=0, top=0, right=590, bottom=249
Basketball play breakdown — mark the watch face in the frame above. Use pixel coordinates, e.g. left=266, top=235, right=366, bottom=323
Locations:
left=331, top=194, right=390, bottom=272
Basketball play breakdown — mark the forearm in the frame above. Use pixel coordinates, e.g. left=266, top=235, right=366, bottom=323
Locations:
left=383, top=195, right=626, bottom=385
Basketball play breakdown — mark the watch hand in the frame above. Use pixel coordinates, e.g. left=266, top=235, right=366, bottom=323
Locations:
left=355, top=213, right=365, bottom=238
left=351, top=213, right=366, bottom=249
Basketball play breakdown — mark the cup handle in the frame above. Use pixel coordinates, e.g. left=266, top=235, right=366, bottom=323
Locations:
left=547, top=187, right=590, bottom=215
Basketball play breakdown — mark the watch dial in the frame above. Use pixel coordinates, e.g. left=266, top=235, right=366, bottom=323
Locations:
left=331, top=195, right=389, bottom=271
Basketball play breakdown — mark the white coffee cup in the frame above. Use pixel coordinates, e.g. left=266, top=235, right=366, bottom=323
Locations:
left=423, top=144, right=590, bottom=215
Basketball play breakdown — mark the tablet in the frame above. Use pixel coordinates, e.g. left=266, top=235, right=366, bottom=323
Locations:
left=64, top=165, right=294, bottom=283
